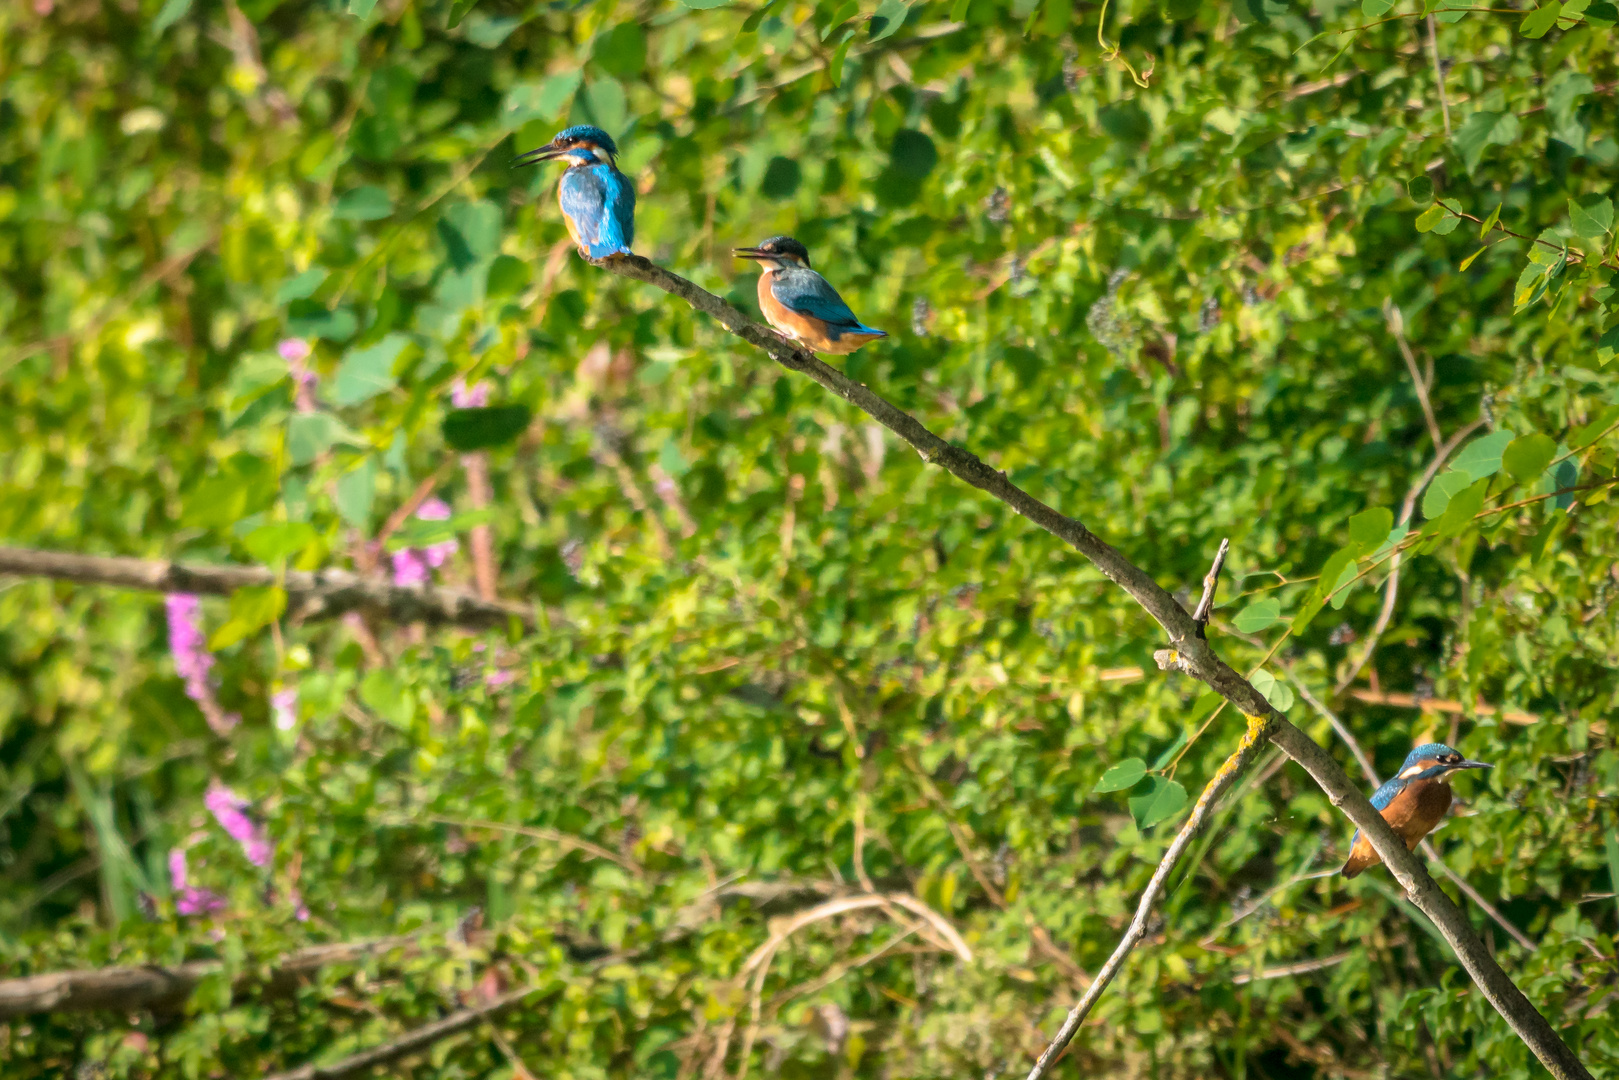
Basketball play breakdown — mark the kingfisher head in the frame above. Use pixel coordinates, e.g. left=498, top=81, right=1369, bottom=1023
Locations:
left=733, top=236, right=812, bottom=271
left=514, top=125, right=619, bottom=168
left=1395, top=743, right=1492, bottom=785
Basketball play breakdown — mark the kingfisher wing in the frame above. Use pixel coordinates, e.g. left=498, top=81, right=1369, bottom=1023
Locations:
left=559, top=165, right=634, bottom=257
left=1367, top=776, right=1403, bottom=811
left=771, top=268, right=873, bottom=332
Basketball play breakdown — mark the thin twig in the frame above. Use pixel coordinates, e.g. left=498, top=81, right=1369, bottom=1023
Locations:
left=597, top=252, right=1596, bottom=1080
left=1426, top=15, right=1451, bottom=138
left=1193, top=538, right=1230, bottom=629
left=265, top=985, right=547, bottom=1080
left=1335, top=417, right=1482, bottom=695
left=422, top=815, right=643, bottom=876
left=1385, top=301, right=1444, bottom=452
left=1025, top=714, right=1275, bottom=1079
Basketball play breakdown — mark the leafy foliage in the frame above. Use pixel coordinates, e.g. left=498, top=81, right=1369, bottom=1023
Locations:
left=2, top=0, right=1619, bottom=1076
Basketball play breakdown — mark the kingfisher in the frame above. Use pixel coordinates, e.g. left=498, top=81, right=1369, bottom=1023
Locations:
left=1341, top=743, right=1492, bottom=878
left=733, top=237, right=887, bottom=355
left=514, top=125, right=634, bottom=260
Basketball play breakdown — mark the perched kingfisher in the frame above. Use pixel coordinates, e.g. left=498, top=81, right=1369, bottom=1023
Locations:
left=1341, top=742, right=1492, bottom=878
left=514, top=125, right=635, bottom=260
left=733, top=237, right=887, bottom=355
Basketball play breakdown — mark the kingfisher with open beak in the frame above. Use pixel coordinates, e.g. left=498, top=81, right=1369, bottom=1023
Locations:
left=514, top=125, right=634, bottom=260
left=733, top=237, right=887, bottom=355
left=1341, top=742, right=1492, bottom=878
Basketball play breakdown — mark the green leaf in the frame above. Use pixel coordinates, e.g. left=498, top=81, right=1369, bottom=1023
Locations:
left=360, top=669, right=414, bottom=728
left=386, top=507, right=493, bottom=551
left=1600, top=322, right=1619, bottom=365
left=1328, top=559, right=1359, bottom=610
left=1248, top=669, right=1294, bottom=712
left=1150, top=729, right=1191, bottom=771
left=446, top=0, right=478, bottom=27
left=442, top=405, right=533, bottom=451
left=1453, top=111, right=1519, bottom=171
left=1094, top=758, right=1148, bottom=793
left=333, top=186, right=394, bottom=221
left=504, top=73, right=583, bottom=127
left=1479, top=202, right=1502, bottom=239
left=828, top=31, right=856, bottom=86
left=1415, top=204, right=1447, bottom=233
left=1451, top=429, right=1516, bottom=482
left=208, top=586, right=287, bottom=651
left=1422, top=469, right=1474, bottom=518
left=1436, top=477, right=1489, bottom=537
left=1502, top=433, right=1558, bottom=481
left=276, top=268, right=326, bottom=305
left=329, top=333, right=409, bottom=407
left=1407, top=175, right=1434, bottom=206
left=1520, top=1, right=1562, bottom=36
left=336, top=459, right=376, bottom=529
left=348, top=0, right=379, bottom=16
left=1348, top=507, right=1394, bottom=552
left=287, top=412, right=362, bottom=466
left=242, top=522, right=317, bottom=565
left=183, top=454, right=276, bottom=530
left=1569, top=195, right=1615, bottom=240
left=1459, top=247, right=1487, bottom=271
left=1604, top=824, right=1619, bottom=928
left=152, top=0, right=192, bottom=35
left=823, top=0, right=860, bottom=37
left=1586, top=0, right=1618, bottom=24
left=1571, top=404, right=1619, bottom=447
left=869, top=0, right=910, bottom=40
left=1431, top=198, right=1463, bottom=235
left=1232, top=597, right=1284, bottom=632
left=1129, top=777, right=1189, bottom=829
left=950, top=0, right=973, bottom=17
left=1361, top=0, right=1395, bottom=13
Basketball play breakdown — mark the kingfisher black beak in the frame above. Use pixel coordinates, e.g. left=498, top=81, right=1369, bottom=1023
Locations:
left=1452, top=760, right=1493, bottom=771
left=513, top=142, right=565, bottom=167
left=732, top=247, right=769, bottom=260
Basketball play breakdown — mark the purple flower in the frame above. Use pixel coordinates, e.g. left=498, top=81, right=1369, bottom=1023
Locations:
left=205, top=780, right=272, bottom=867
left=271, top=687, right=298, bottom=731
left=279, top=339, right=318, bottom=412
left=169, top=849, right=226, bottom=916
left=391, top=497, right=459, bottom=587
left=165, top=594, right=238, bottom=736
left=451, top=379, right=489, bottom=408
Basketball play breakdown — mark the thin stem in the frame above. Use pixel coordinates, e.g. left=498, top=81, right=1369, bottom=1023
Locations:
left=1427, top=14, right=1451, bottom=137
left=1024, top=714, right=1274, bottom=1080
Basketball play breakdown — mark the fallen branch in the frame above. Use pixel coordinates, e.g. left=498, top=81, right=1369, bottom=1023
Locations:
left=0, top=547, right=532, bottom=631
left=598, top=252, right=1595, bottom=1080
left=0, top=936, right=417, bottom=1019
left=265, top=984, right=550, bottom=1080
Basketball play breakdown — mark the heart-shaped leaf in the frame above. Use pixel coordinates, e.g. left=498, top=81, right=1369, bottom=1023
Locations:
left=1094, top=758, right=1147, bottom=793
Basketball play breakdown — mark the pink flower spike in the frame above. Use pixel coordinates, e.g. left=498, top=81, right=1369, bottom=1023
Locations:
left=451, top=379, right=490, bottom=408
left=277, top=338, right=311, bottom=363
left=169, top=848, right=226, bottom=915
left=271, top=687, right=298, bottom=731
left=205, top=780, right=273, bottom=867
left=392, top=548, right=429, bottom=587
left=418, top=497, right=452, bottom=521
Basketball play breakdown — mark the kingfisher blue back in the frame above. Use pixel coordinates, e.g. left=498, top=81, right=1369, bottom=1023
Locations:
left=514, top=125, right=635, bottom=260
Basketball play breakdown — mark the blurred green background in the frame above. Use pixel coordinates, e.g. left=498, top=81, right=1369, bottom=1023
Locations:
left=2, top=0, right=1619, bottom=1075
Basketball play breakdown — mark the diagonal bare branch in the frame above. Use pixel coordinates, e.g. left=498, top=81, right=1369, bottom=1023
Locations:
left=599, top=252, right=1595, bottom=1080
